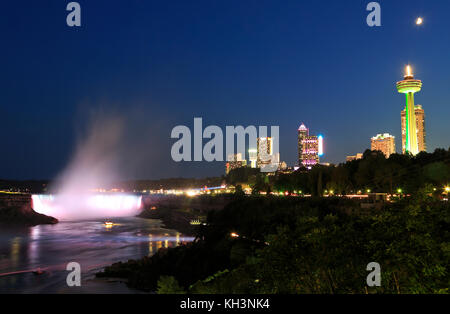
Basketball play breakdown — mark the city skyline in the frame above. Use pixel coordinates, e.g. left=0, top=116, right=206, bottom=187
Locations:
left=1, top=1, right=449, bottom=180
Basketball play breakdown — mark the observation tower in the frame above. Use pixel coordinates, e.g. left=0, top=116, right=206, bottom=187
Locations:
left=396, top=65, right=422, bottom=155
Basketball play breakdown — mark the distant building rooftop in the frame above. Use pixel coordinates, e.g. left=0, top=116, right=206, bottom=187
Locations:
left=371, top=133, right=395, bottom=141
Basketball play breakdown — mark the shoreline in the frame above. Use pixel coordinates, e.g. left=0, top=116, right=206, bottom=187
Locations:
left=137, top=207, right=198, bottom=237
left=136, top=194, right=234, bottom=237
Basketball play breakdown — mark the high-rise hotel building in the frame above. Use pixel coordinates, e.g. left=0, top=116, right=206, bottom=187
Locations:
left=257, top=137, right=273, bottom=168
left=298, top=124, right=320, bottom=168
left=371, top=133, right=396, bottom=158
left=401, top=104, right=426, bottom=154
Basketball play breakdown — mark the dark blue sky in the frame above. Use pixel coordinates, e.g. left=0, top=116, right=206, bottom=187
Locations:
left=1, top=0, right=449, bottom=180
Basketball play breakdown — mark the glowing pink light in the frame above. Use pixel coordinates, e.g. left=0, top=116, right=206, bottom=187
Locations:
left=32, top=194, right=142, bottom=221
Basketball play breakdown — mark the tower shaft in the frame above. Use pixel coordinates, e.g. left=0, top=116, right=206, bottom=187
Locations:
left=405, top=92, right=419, bottom=155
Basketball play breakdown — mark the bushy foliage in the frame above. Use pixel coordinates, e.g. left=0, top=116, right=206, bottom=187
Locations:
left=268, top=148, right=450, bottom=196
left=156, top=276, right=186, bottom=294
left=193, top=198, right=449, bottom=294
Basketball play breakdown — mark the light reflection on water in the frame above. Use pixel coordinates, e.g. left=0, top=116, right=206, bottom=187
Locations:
left=0, top=217, right=194, bottom=293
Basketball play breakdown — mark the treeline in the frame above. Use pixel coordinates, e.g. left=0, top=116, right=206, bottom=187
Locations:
left=0, top=177, right=225, bottom=194
left=0, top=180, right=49, bottom=194
left=97, top=194, right=449, bottom=294
left=227, top=148, right=450, bottom=196
left=119, top=177, right=224, bottom=191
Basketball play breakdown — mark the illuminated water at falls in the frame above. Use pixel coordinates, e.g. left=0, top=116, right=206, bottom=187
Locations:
left=32, top=194, right=142, bottom=221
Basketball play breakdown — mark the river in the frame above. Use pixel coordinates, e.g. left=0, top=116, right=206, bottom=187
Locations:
left=0, top=217, right=194, bottom=293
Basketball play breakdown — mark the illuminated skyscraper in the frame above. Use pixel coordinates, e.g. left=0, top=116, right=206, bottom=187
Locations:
left=401, top=104, right=426, bottom=154
left=257, top=137, right=273, bottom=168
left=397, top=65, right=422, bottom=155
left=297, top=124, right=321, bottom=168
left=371, top=133, right=396, bottom=158
left=298, top=124, right=308, bottom=164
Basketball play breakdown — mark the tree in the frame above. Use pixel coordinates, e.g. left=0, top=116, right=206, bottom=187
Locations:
left=156, top=276, right=186, bottom=294
left=251, top=174, right=267, bottom=195
left=234, top=184, right=245, bottom=197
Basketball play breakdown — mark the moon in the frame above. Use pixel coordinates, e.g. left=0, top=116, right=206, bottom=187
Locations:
left=416, top=17, right=423, bottom=25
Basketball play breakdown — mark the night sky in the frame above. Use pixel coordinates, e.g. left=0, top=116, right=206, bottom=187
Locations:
left=1, top=0, right=449, bottom=180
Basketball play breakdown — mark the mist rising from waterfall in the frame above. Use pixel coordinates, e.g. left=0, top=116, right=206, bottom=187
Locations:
left=33, top=115, right=142, bottom=221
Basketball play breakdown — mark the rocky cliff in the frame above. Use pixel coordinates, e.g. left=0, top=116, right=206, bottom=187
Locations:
left=0, top=193, right=58, bottom=226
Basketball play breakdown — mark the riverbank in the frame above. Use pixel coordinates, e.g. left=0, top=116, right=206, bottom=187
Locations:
left=137, top=207, right=198, bottom=236
left=137, top=194, right=234, bottom=236
left=0, top=193, right=57, bottom=226
left=97, top=195, right=237, bottom=291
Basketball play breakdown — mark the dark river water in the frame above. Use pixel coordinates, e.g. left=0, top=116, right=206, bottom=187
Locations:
left=0, top=217, right=194, bottom=293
